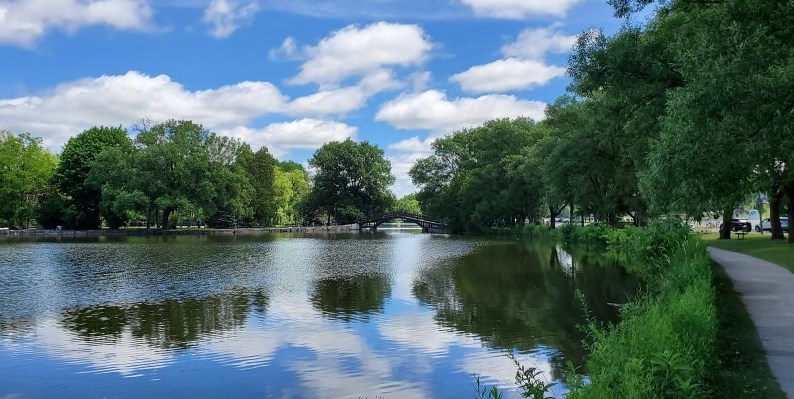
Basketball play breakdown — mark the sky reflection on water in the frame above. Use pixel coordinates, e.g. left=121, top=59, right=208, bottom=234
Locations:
left=0, top=232, right=637, bottom=398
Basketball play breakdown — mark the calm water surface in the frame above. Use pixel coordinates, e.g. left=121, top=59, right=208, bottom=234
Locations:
left=0, top=231, right=637, bottom=398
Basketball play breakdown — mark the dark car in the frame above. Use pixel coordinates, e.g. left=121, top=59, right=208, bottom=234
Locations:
left=721, top=218, right=751, bottom=233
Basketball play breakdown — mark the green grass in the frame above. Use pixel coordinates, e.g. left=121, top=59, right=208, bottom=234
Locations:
left=701, top=232, right=794, bottom=273
left=709, top=262, right=786, bottom=398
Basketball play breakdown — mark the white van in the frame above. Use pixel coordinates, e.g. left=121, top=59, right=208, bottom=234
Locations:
left=747, top=209, right=762, bottom=232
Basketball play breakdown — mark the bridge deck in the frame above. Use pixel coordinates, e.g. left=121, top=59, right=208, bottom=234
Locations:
left=358, top=212, right=447, bottom=233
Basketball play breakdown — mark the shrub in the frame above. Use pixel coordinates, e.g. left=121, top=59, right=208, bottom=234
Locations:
left=568, top=233, right=717, bottom=399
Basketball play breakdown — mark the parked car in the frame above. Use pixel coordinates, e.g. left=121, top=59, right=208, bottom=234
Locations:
left=720, top=218, right=751, bottom=232
left=759, top=217, right=789, bottom=232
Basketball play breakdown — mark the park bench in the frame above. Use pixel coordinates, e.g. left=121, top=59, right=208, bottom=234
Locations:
left=733, top=231, right=748, bottom=240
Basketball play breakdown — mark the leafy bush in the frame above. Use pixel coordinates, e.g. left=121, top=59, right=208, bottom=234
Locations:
left=567, top=232, right=718, bottom=399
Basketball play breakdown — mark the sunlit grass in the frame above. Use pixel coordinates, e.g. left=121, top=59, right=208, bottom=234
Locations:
left=700, top=232, right=794, bottom=273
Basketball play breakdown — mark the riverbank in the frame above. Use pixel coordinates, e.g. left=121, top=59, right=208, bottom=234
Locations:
left=0, top=224, right=358, bottom=238
left=517, top=222, right=786, bottom=399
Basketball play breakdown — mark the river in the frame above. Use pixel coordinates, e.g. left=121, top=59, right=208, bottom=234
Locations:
left=0, top=230, right=637, bottom=398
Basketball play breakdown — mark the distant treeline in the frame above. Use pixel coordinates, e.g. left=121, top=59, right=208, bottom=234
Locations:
left=1, top=122, right=416, bottom=230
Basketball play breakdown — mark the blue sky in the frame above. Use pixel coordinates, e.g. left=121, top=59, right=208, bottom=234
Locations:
left=0, top=0, right=624, bottom=195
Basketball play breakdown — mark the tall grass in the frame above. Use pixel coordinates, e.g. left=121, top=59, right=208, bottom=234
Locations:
left=565, top=221, right=718, bottom=399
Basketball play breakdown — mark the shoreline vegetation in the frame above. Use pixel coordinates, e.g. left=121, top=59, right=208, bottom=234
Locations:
left=477, top=222, right=785, bottom=399
left=0, top=224, right=358, bottom=238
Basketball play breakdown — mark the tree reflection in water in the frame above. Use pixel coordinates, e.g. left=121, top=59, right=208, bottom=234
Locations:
left=59, top=288, right=268, bottom=349
left=413, top=241, right=640, bottom=380
left=310, top=275, right=391, bottom=322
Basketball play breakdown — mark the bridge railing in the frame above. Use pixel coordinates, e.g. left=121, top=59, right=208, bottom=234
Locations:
left=358, top=211, right=445, bottom=227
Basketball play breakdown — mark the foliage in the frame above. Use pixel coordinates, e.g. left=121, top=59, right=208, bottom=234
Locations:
left=391, top=193, right=422, bottom=214
left=566, top=231, right=718, bottom=399
left=55, top=126, right=132, bottom=229
left=473, top=375, right=504, bottom=399
left=410, top=118, right=548, bottom=233
left=238, top=146, right=278, bottom=225
left=273, top=163, right=310, bottom=225
left=0, top=131, right=58, bottom=229
left=304, top=139, right=395, bottom=225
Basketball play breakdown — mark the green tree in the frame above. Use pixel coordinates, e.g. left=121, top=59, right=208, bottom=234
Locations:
left=0, top=131, right=58, bottom=228
left=55, top=126, right=131, bottom=229
left=410, top=118, right=545, bottom=233
left=238, top=146, right=278, bottom=226
left=134, top=120, right=216, bottom=230
left=304, top=139, right=395, bottom=225
left=391, top=193, right=422, bottom=215
left=273, top=164, right=310, bottom=225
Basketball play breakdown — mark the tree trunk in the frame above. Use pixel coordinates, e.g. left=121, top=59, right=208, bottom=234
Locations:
left=770, top=190, right=785, bottom=239
left=161, top=207, right=174, bottom=230
left=785, top=183, right=794, bottom=244
left=788, top=195, right=794, bottom=244
left=146, top=203, right=152, bottom=229
left=720, top=206, right=732, bottom=240
left=549, top=206, right=557, bottom=229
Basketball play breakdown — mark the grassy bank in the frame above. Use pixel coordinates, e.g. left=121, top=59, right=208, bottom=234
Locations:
left=701, top=232, right=794, bottom=273
left=566, top=223, right=716, bottom=398
left=539, top=222, right=784, bottom=398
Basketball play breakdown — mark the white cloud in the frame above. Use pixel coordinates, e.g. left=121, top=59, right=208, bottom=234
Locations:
left=0, top=0, right=153, bottom=47
left=408, top=71, right=432, bottom=92
left=0, top=71, right=287, bottom=149
left=0, top=71, right=385, bottom=152
left=287, top=70, right=401, bottom=116
left=501, top=25, right=577, bottom=60
left=460, top=0, right=581, bottom=18
left=289, top=22, right=432, bottom=86
left=449, top=25, right=575, bottom=93
left=376, top=90, right=546, bottom=132
left=268, top=36, right=300, bottom=60
left=222, top=119, right=357, bottom=157
left=450, top=58, right=566, bottom=93
left=203, top=0, right=259, bottom=38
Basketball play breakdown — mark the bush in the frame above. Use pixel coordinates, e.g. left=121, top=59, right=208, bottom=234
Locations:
left=568, top=232, right=717, bottom=399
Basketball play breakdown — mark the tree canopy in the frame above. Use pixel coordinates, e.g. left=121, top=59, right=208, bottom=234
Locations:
left=303, top=139, right=395, bottom=225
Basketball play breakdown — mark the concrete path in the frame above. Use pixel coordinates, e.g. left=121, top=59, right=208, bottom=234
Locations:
left=708, top=247, right=794, bottom=397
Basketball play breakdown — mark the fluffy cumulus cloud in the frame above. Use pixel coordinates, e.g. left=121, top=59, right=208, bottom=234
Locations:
left=287, top=69, right=401, bottom=116
left=450, top=59, right=566, bottom=93
left=459, top=0, right=581, bottom=18
left=0, top=71, right=286, bottom=148
left=0, top=71, right=370, bottom=154
left=501, top=24, right=578, bottom=60
left=288, top=22, right=432, bottom=86
left=203, top=0, right=260, bottom=39
left=221, top=119, right=357, bottom=157
left=0, top=0, right=153, bottom=47
left=375, top=90, right=545, bottom=132
left=449, top=25, right=576, bottom=93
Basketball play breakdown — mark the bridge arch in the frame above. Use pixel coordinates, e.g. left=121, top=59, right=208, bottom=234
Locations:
left=357, top=212, right=447, bottom=233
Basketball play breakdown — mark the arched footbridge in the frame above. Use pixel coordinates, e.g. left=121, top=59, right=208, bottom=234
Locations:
left=357, top=212, right=448, bottom=234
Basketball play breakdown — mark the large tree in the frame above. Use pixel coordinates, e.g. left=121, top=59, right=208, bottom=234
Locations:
left=304, top=139, right=394, bottom=225
left=0, top=131, right=58, bottom=229
left=55, top=126, right=132, bottom=229
left=410, top=118, right=546, bottom=233
left=238, top=145, right=278, bottom=226
left=273, top=163, right=310, bottom=225
left=133, top=120, right=218, bottom=230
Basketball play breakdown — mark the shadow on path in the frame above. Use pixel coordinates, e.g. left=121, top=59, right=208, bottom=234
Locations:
left=708, top=247, right=794, bottom=397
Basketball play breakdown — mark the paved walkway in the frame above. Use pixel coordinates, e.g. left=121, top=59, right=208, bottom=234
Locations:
left=708, top=247, right=794, bottom=397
